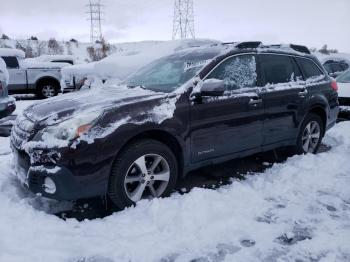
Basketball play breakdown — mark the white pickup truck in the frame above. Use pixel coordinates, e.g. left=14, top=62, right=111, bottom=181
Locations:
left=0, top=48, right=68, bottom=98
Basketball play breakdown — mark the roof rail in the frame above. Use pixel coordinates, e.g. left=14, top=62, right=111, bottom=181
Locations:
left=289, top=44, right=310, bottom=54
left=235, top=41, right=262, bottom=49
left=220, top=41, right=311, bottom=54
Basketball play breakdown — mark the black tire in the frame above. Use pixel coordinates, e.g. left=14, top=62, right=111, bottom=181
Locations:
left=108, top=139, right=178, bottom=210
left=37, top=80, right=59, bottom=99
left=293, top=113, right=324, bottom=155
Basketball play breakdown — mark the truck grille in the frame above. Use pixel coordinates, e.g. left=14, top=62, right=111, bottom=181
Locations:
left=11, top=114, right=36, bottom=150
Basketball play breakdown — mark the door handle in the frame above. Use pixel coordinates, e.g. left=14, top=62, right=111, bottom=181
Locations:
left=248, top=98, right=263, bottom=105
left=298, top=89, right=308, bottom=97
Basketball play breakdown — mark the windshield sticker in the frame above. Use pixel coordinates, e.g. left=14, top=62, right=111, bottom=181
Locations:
left=184, top=59, right=211, bottom=71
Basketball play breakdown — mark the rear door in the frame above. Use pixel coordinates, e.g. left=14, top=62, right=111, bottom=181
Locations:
left=190, top=54, right=264, bottom=162
left=258, top=53, right=307, bottom=146
left=1, top=56, right=26, bottom=92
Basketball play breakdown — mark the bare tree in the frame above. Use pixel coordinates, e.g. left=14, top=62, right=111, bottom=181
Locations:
left=15, top=41, right=26, bottom=52
left=65, top=41, right=73, bottom=55
left=36, top=41, right=47, bottom=56
left=25, top=44, right=34, bottom=58
left=319, top=44, right=338, bottom=55
left=48, top=38, right=63, bottom=55
left=1, top=34, right=10, bottom=40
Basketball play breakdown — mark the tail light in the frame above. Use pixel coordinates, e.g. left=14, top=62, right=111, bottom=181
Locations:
left=330, top=80, right=338, bottom=92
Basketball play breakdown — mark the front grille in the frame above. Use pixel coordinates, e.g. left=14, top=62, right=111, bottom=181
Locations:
left=11, top=114, right=36, bottom=150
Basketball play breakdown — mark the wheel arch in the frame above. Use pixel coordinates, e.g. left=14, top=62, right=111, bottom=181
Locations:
left=308, top=104, right=327, bottom=136
left=34, top=76, right=60, bottom=90
left=114, top=129, right=185, bottom=178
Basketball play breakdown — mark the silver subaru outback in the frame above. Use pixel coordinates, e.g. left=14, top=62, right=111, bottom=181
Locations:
left=0, top=57, right=16, bottom=119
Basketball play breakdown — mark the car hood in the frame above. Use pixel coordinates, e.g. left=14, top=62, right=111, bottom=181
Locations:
left=23, top=85, right=167, bottom=125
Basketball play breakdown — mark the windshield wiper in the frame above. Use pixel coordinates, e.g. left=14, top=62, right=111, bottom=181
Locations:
left=127, top=85, right=147, bottom=90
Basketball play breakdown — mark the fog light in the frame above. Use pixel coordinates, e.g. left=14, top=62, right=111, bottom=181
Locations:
left=43, top=177, right=56, bottom=194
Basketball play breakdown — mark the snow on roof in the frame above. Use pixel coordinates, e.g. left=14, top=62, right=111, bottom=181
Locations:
left=30, top=55, right=75, bottom=62
left=0, top=48, right=25, bottom=58
left=61, top=39, right=219, bottom=84
left=93, top=39, right=219, bottom=80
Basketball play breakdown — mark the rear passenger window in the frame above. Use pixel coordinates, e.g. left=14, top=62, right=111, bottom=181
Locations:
left=207, top=54, right=257, bottom=90
left=1, top=56, right=19, bottom=69
left=296, top=58, right=324, bottom=79
left=260, top=54, right=299, bottom=85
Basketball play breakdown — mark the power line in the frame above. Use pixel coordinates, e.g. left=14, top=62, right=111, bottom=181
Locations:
left=172, top=0, right=195, bottom=40
left=87, top=0, right=104, bottom=44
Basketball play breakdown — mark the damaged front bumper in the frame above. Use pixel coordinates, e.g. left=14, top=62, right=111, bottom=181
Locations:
left=12, top=145, right=106, bottom=201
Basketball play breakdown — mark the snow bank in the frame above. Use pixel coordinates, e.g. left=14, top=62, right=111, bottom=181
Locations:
left=0, top=120, right=350, bottom=261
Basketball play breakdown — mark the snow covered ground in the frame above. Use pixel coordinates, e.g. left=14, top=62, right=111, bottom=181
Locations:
left=0, top=98, right=349, bottom=261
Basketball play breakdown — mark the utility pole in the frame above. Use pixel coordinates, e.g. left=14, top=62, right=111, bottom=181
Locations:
left=172, top=0, right=195, bottom=40
left=87, top=0, right=103, bottom=44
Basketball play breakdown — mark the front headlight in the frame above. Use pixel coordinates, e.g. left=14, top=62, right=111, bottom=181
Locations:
left=34, top=111, right=101, bottom=142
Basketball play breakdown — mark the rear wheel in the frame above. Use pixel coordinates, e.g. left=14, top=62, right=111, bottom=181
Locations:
left=108, top=139, right=178, bottom=210
left=37, top=81, right=59, bottom=99
left=294, top=113, right=324, bottom=154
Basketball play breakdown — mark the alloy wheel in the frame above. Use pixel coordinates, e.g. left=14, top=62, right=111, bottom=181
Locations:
left=124, top=154, right=170, bottom=202
left=42, top=85, right=56, bottom=98
left=302, top=121, right=321, bottom=153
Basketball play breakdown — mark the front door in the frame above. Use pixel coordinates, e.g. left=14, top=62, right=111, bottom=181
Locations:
left=1, top=56, right=26, bottom=92
left=190, top=54, right=264, bottom=163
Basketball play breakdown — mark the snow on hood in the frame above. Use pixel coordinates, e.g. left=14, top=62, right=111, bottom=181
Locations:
left=24, top=85, right=164, bottom=124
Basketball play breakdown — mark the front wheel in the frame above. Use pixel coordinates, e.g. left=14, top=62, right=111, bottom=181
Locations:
left=108, top=139, right=178, bottom=210
left=295, top=113, right=324, bottom=154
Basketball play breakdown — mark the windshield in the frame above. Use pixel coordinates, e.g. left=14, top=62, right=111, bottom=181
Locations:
left=124, top=48, right=221, bottom=92
left=337, top=69, right=350, bottom=83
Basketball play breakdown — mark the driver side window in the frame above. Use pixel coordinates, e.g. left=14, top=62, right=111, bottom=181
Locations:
left=207, top=55, right=257, bottom=91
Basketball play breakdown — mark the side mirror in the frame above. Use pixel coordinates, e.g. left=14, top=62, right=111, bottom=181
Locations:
left=200, top=79, right=226, bottom=96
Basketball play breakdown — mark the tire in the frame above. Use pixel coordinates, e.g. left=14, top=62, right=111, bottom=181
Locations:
left=108, top=139, right=178, bottom=210
left=37, top=81, right=59, bottom=99
left=294, top=113, right=324, bottom=154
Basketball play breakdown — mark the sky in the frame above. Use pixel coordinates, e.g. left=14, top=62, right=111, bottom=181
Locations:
left=0, top=0, right=349, bottom=52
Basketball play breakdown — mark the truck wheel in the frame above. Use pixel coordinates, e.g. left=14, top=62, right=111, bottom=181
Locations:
left=37, top=81, right=58, bottom=99
left=294, top=113, right=324, bottom=154
left=108, top=139, right=178, bottom=210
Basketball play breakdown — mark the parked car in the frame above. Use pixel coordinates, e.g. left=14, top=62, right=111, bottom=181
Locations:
left=0, top=48, right=69, bottom=99
left=336, top=69, right=350, bottom=105
left=0, top=57, right=15, bottom=119
left=323, top=58, right=350, bottom=78
left=336, top=69, right=350, bottom=121
left=11, top=42, right=339, bottom=210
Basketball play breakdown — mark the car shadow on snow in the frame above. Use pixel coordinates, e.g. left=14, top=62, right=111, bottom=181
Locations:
left=57, top=144, right=331, bottom=221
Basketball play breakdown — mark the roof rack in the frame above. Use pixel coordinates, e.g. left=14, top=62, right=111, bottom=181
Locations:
left=289, top=44, right=311, bottom=54
left=231, top=41, right=311, bottom=55
left=235, top=41, right=262, bottom=49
